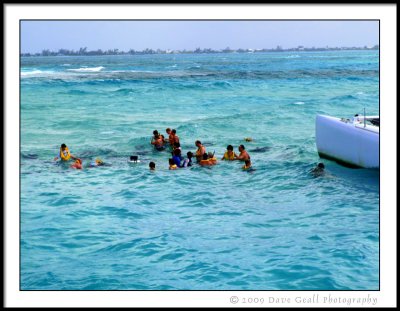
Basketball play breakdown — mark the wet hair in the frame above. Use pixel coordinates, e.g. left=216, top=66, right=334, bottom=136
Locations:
left=227, top=145, right=233, bottom=151
left=169, top=158, right=175, bottom=165
left=173, top=149, right=181, bottom=156
left=172, top=129, right=177, bottom=134
left=174, top=142, right=180, bottom=148
left=239, top=145, right=245, bottom=150
left=153, top=130, right=159, bottom=136
left=130, top=155, right=138, bottom=162
left=149, top=161, right=155, bottom=169
left=61, top=143, right=67, bottom=148
left=317, top=163, right=325, bottom=169
left=195, top=140, right=201, bottom=145
left=187, top=151, right=193, bottom=159
left=166, top=128, right=171, bottom=133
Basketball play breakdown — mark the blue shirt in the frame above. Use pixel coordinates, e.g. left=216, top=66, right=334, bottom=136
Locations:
left=172, top=155, right=181, bottom=167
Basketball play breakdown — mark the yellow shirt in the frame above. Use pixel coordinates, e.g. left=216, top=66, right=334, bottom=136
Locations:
left=223, top=151, right=236, bottom=160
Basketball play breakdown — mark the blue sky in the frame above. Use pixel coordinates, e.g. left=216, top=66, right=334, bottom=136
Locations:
left=21, top=20, right=379, bottom=53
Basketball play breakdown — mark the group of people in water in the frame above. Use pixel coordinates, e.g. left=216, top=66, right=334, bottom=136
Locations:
left=54, top=128, right=326, bottom=176
left=53, top=143, right=106, bottom=170
left=150, top=128, right=253, bottom=171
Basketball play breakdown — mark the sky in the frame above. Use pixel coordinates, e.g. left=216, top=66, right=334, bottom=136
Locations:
left=20, top=20, right=379, bottom=53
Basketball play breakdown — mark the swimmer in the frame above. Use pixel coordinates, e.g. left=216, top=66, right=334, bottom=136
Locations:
left=151, top=133, right=165, bottom=150
left=149, top=161, right=156, bottom=171
left=169, top=158, right=177, bottom=170
left=195, top=140, right=206, bottom=162
left=244, top=137, right=253, bottom=142
left=172, top=149, right=182, bottom=167
left=151, top=130, right=159, bottom=142
left=235, top=145, right=251, bottom=161
left=186, top=151, right=194, bottom=167
left=89, top=158, right=105, bottom=167
left=172, top=142, right=182, bottom=153
left=165, top=128, right=172, bottom=144
left=221, top=145, right=237, bottom=161
left=170, top=129, right=180, bottom=145
left=54, top=143, right=77, bottom=161
left=70, top=158, right=83, bottom=170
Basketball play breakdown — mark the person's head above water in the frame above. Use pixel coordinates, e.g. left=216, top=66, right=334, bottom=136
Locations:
left=166, top=128, right=171, bottom=134
left=61, top=143, right=67, bottom=149
left=173, top=148, right=181, bottom=156
left=149, top=161, right=155, bottom=170
left=195, top=140, right=202, bottom=146
left=239, top=144, right=245, bottom=151
left=227, top=145, right=233, bottom=151
left=153, top=130, right=159, bottom=136
left=187, top=151, right=193, bottom=159
left=317, top=162, right=325, bottom=169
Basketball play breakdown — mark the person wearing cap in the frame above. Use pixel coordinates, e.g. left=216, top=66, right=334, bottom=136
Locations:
left=170, top=129, right=180, bottom=146
left=89, top=158, right=105, bottom=167
left=221, top=145, right=237, bottom=161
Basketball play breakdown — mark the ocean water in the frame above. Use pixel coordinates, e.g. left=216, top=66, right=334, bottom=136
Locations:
left=20, top=51, right=379, bottom=290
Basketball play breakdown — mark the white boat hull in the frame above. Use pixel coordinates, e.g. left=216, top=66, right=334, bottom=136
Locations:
left=316, top=115, right=379, bottom=168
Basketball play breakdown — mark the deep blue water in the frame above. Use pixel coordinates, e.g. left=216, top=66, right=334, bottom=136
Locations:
left=20, top=51, right=379, bottom=290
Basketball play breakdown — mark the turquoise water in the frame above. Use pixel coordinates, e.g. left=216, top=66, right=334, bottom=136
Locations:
left=21, top=51, right=379, bottom=290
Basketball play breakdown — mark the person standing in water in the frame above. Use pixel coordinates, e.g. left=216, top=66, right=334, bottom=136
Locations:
left=54, top=143, right=77, bottom=161
left=235, top=145, right=251, bottom=161
left=195, top=140, right=206, bottom=163
left=221, top=145, right=237, bottom=161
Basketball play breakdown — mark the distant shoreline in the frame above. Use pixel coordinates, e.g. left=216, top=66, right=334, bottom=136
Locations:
left=21, top=45, right=379, bottom=57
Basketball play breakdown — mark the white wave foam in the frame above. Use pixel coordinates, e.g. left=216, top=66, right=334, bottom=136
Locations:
left=21, top=70, right=44, bottom=76
left=67, top=66, right=105, bottom=72
left=293, top=101, right=305, bottom=105
left=20, top=70, right=56, bottom=77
